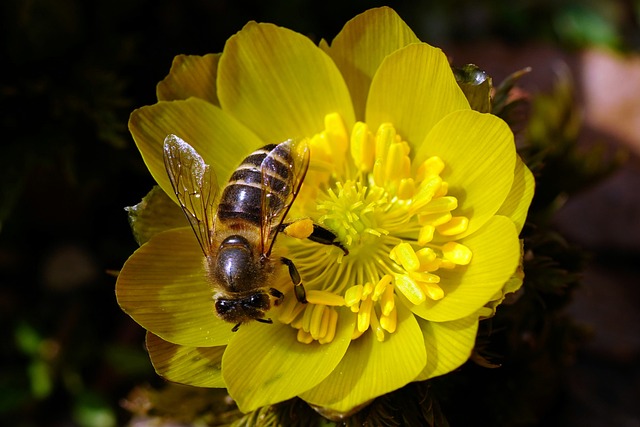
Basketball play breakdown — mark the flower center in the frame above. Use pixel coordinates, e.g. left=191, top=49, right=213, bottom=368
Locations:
left=278, top=113, right=472, bottom=344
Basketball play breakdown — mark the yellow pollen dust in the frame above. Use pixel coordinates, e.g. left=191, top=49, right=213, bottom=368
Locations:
left=279, top=114, right=473, bottom=345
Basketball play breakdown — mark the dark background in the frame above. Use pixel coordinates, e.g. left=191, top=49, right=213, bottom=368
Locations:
left=1, top=0, right=639, bottom=425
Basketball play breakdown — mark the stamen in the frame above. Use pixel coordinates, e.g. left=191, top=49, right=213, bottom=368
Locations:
left=442, top=242, right=473, bottom=265
left=345, top=285, right=363, bottom=309
left=416, top=156, right=445, bottom=181
left=421, top=196, right=458, bottom=214
left=309, top=304, right=326, bottom=339
left=390, top=243, right=420, bottom=272
left=421, top=281, right=445, bottom=300
left=277, top=293, right=306, bottom=324
left=350, top=122, right=374, bottom=172
left=380, top=284, right=395, bottom=316
left=318, top=308, right=338, bottom=344
left=369, top=308, right=386, bottom=342
left=380, top=305, right=397, bottom=333
left=394, top=274, right=426, bottom=305
left=279, top=115, right=474, bottom=345
left=373, top=274, right=393, bottom=300
left=418, top=225, right=435, bottom=245
left=358, top=298, right=373, bottom=333
left=297, top=329, right=314, bottom=344
left=437, top=216, right=469, bottom=236
left=306, top=290, right=346, bottom=306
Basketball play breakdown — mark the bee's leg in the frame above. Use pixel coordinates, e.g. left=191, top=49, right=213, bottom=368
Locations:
left=307, top=223, right=349, bottom=255
left=268, top=287, right=285, bottom=305
left=280, top=219, right=349, bottom=255
left=280, top=257, right=307, bottom=304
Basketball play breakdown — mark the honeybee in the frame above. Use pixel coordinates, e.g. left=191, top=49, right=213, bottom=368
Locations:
left=163, top=134, right=346, bottom=331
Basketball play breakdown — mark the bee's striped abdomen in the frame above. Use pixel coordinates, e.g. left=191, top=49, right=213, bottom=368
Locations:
left=217, top=144, right=291, bottom=225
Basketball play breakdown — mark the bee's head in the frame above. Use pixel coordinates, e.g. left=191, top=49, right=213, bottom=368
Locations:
left=215, top=291, right=271, bottom=327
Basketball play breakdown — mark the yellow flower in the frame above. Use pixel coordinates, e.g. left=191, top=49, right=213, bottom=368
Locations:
left=116, top=7, right=535, bottom=416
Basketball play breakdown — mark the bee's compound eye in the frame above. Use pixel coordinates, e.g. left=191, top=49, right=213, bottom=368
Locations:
left=215, top=299, right=234, bottom=315
left=247, top=293, right=268, bottom=308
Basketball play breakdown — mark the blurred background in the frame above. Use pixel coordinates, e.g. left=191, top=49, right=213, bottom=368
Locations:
left=1, top=0, right=639, bottom=425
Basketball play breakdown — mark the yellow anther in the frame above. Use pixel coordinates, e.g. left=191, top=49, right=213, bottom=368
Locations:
left=318, top=308, right=338, bottom=344
left=324, top=113, right=349, bottom=156
left=283, top=218, right=314, bottom=239
left=434, top=181, right=448, bottom=197
left=439, top=259, right=457, bottom=269
left=385, top=143, right=410, bottom=182
left=290, top=312, right=304, bottom=329
left=369, top=309, right=386, bottom=342
left=306, top=290, right=346, bottom=306
left=437, top=216, right=469, bottom=236
left=316, top=307, right=330, bottom=339
left=380, top=284, right=395, bottom=316
left=344, top=285, right=364, bottom=307
left=309, top=304, right=326, bottom=339
left=442, top=242, right=473, bottom=265
left=397, top=178, right=415, bottom=200
left=418, top=211, right=452, bottom=227
left=416, top=247, right=437, bottom=263
left=297, top=329, right=314, bottom=344
left=301, top=304, right=315, bottom=332
left=375, top=123, right=396, bottom=161
left=362, top=282, right=374, bottom=298
left=416, top=156, right=445, bottom=181
left=422, top=196, right=458, bottom=214
left=418, top=225, right=435, bottom=245
left=350, top=121, right=374, bottom=171
left=412, top=176, right=442, bottom=208
left=394, top=274, right=426, bottom=305
left=410, top=271, right=441, bottom=284
left=391, top=242, right=420, bottom=271
left=372, top=159, right=385, bottom=186
left=277, top=294, right=305, bottom=324
left=373, top=274, right=393, bottom=300
left=380, top=305, right=397, bottom=333
left=422, top=282, right=444, bottom=300
left=357, top=298, right=373, bottom=333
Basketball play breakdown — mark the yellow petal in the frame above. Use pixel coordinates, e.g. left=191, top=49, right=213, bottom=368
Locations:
left=324, top=6, right=420, bottom=120
left=222, top=309, right=356, bottom=412
left=366, top=43, right=469, bottom=149
left=409, top=215, right=520, bottom=322
left=146, top=332, right=226, bottom=387
left=156, top=54, right=220, bottom=105
left=129, top=98, right=263, bottom=204
left=116, top=227, right=234, bottom=347
left=218, top=22, right=355, bottom=143
left=496, top=156, right=535, bottom=233
left=414, top=110, right=516, bottom=239
left=414, top=312, right=480, bottom=381
left=299, top=303, right=426, bottom=413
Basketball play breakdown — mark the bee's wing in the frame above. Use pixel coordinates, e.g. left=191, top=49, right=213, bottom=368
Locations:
left=260, top=139, right=310, bottom=256
left=163, top=134, right=218, bottom=256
